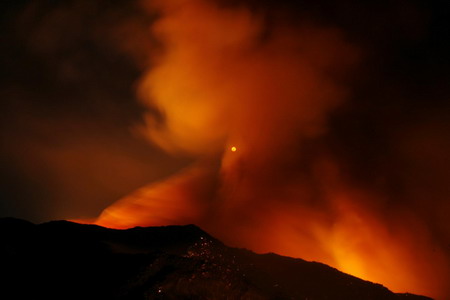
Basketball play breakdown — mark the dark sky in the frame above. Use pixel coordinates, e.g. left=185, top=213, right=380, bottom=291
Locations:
left=1, top=0, right=449, bottom=231
left=0, top=0, right=193, bottom=222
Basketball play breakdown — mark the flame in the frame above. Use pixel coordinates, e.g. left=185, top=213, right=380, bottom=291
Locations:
left=79, top=0, right=450, bottom=299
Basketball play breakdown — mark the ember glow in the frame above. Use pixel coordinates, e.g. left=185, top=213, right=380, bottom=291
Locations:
left=67, top=0, right=449, bottom=298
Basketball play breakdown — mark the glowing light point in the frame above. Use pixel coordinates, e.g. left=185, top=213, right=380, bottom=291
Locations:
left=231, top=146, right=237, bottom=152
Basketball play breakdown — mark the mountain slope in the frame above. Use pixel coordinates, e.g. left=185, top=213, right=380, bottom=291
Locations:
left=0, top=218, right=432, bottom=300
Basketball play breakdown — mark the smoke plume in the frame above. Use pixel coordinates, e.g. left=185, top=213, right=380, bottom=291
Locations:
left=82, top=0, right=449, bottom=298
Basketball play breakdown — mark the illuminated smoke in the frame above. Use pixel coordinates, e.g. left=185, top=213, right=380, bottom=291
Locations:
left=91, top=0, right=450, bottom=298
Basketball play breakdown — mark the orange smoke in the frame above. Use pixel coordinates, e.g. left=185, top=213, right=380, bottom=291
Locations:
left=88, top=0, right=449, bottom=299
left=94, top=162, right=219, bottom=229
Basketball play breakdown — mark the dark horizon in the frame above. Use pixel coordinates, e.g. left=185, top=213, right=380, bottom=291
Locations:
left=0, top=217, right=434, bottom=299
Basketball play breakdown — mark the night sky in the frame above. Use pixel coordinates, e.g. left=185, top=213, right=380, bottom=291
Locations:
left=1, top=0, right=450, bottom=297
left=1, top=0, right=192, bottom=221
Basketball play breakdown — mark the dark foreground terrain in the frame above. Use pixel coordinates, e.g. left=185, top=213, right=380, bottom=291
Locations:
left=0, top=218, right=432, bottom=300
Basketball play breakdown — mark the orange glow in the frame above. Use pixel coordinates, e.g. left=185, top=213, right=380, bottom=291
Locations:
left=92, top=163, right=218, bottom=229
left=78, top=1, right=450, bottom=299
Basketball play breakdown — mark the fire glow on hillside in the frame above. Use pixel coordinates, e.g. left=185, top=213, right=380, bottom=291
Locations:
left=71, top=0, right=450, bottom=298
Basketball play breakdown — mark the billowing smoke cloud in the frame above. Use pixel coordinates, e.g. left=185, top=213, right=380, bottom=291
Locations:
left=96, top=0, right=356, bottom=229
left=90, top=0, right=450, bottom=298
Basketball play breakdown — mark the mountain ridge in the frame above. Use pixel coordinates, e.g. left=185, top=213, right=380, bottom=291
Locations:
left=0, top=218, right=432, bottom=299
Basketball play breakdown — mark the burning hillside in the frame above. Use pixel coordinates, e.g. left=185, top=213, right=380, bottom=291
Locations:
left=0, top=218, right=434, bottom=300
